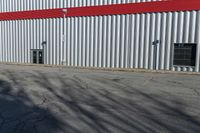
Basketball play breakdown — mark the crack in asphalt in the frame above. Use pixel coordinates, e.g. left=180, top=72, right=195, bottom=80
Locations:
left=143, top=77, right=154, bottom=86
left=143, top=77, right=200, bottom=96
left=189, top=88, right=200, bottom=96
left=37, top=94, right=48, bottom=106
left=73, top=75, right=89, bottom=90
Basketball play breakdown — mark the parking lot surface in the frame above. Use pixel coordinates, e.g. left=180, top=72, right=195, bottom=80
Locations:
left=0, top=64, right=200, bottom=133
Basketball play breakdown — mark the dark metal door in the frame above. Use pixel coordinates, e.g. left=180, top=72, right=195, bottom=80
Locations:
left=33, top=51, right=37, bottom=64
left=31, top=50, right=44, bottom=64
left=38, top=51, right=44, bottom=64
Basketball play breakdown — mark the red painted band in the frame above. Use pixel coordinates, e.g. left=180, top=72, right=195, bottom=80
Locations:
left=0, top=0, right=199, bottom=21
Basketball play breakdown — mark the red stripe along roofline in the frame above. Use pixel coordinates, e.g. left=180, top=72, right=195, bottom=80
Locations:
left=0, top=0, right=199, bottom=21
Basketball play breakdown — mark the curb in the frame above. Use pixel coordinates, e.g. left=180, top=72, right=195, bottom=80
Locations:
left=0, top=62, right=200, bottom=76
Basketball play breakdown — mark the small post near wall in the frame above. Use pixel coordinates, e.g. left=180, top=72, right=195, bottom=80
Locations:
left=41, top=41, right=47, bottom=64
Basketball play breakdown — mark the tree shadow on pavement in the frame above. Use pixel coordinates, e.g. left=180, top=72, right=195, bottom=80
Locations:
left=0, top=71, right=66, bottom=133
left=34, top=72, right=200, bottom=133
left=2, top=69, right=200, bottom=133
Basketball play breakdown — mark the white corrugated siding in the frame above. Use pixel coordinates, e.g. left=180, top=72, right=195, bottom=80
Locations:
left=0, top=1, right=200, bottom=72
left=0, top=0, right=163, bottom=12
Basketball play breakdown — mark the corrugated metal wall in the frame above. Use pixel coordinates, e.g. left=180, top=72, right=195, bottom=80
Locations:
left=0, top=1, right=200, bottom=72
left=0, top=0, right=161, bottom=12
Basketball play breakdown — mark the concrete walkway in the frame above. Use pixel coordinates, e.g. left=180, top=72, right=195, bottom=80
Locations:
left=0, top=64, right=200, bottom=133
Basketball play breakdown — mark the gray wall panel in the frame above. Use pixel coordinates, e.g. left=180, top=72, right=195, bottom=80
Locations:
left=0, top=1, right=199, bottom=72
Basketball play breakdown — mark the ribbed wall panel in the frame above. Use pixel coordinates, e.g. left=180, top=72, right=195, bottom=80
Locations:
left=0, top=3, right=200, bottom=72
left=0, top=0, right=162, bottom=12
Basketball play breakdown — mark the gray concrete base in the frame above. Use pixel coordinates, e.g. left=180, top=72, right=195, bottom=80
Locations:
left=0, top=62, right=200, bottom=76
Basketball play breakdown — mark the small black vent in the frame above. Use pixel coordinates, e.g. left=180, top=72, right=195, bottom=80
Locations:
left=173, top=43, right=196, bottom=66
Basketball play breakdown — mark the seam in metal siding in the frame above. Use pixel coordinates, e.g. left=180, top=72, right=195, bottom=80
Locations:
left=195, top=11, right=200, bottom=72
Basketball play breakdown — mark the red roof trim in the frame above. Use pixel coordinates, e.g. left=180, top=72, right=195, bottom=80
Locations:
left=0, top=0, right=200, bottom=21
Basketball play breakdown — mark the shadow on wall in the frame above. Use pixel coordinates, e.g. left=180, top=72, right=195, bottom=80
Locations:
left=1, top=70, right=200, bottom=133
left=0, top=78, right=65, bottom=133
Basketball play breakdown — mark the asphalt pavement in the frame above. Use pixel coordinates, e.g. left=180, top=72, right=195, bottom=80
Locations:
left=0, top=64, right=199, bottom=133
